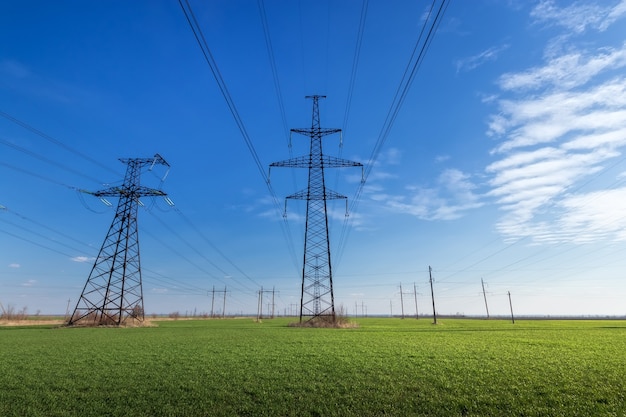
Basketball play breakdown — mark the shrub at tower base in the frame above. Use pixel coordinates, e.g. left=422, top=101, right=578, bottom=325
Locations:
left=289, top=305, right=358, bottom=328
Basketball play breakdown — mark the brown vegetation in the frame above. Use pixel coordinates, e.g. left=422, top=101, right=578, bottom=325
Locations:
left=288, top=305, right=358, bottom=329
left=0, top=305, right=65, bottom=326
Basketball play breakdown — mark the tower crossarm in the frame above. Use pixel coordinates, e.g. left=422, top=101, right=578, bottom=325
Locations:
left=270, top=155, right=363, bottom=169
left=90, top=187, right=167, bottom=198
left=119, top=153, right=169, bottom=168
left=287, top=188, right=347, bottom=201
left=291, top=127, right=341, bottom=137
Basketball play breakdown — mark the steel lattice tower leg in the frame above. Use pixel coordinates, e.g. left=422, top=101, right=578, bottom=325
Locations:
left=270, top=96, right=362, bottom=323
left=68, top=155, right=169, bottom=326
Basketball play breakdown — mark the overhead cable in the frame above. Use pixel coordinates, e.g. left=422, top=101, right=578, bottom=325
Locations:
left=0, top=137, right=105, bottom=184
left=335, top=0, right=450, bottom=267
left=178, top=0, right=300, bottom=272
left=0, top=110, right=120, bottom=176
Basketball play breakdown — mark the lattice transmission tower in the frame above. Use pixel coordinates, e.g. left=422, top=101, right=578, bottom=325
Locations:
left=68, top=154, right=169, bottom=326
left=270, top=96, right=362, bottom=323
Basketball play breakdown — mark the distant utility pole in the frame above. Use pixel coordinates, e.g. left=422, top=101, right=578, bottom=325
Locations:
left=257, top=287, right=276, bottom=320
left=222, top=286, right=227, bottom=318
left=68, top=154, right=170, bottom=326
left=390, top=300, right=393, bottom=317
left=399, top=283, right=405, bottom=319
left=399, top=283, right=415, bottom=319
left=481, top=278, right=490, bottom=319
left=413, top=282, right=419, bottom=319
left=209, top=286, right=228, bottom=318
left=269, top=95, right=363, bottom=323
left=429, top=266, right=437, bottom=325
left=64, top=299, right=71, bottom=321
left=508, top=291, right=515, bottom=324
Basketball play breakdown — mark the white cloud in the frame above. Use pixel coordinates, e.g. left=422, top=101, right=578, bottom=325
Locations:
left=22, top=280, right=37, bottom=287
left=531, top=0, right=626, bottom=33
left=498, top=43, right=626, bottom=91
left=456, top=44, right=510, bottom=73
left=8, top=263, right=20, bottom=268
left=557, top=188, right=626, bottom=242
left=71, top=256, right=95, bottom=263
left=381, top=148, right=402, bottom=165
left=485, top=2, right=626, bottom=244
left=386, top=169, right=482, bottom=220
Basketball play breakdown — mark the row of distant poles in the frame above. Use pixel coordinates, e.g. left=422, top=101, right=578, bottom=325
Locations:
left=392, top=273, right=516, bottom=324
left=68, top=96, right=361, bottom=326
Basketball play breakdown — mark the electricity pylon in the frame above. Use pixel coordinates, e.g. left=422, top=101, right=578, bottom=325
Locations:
left=270, top=95, right=362, bottom=323
left=68, top=154, right=169, bottom=326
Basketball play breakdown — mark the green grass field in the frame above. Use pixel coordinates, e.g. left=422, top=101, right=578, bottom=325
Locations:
left=1, top=318, right=625, bottom=416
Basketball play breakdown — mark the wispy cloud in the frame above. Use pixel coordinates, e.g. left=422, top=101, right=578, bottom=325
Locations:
left=557, top=188, right=626, bottom=242
left=0, top=59, right=32, bottom=79
left=456, top=44, right=510, bottom=73
left=71, top=256, right=95, bottom=263
left=386, top=169, right=483, bottom=221
left=8, top=263, right=20, bottom=268
left=22, top=279, right=37, bottom=287
left=486, top=1, right=626, bottom=243
left=531, top=0, right=626, bottom=33
left=498, top=43, right=626, bottom=91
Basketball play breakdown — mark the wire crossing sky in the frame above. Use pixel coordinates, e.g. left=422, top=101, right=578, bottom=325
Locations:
left=2, top=0, right=626, bottom=317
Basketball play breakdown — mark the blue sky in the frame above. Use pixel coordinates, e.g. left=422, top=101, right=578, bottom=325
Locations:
left=2, top=0, right=626, bottom=317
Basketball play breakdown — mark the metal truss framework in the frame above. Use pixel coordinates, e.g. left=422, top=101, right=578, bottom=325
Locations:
left=68, top=154, right=169, bottom=326
left=270, top=96, right=362, bottom=322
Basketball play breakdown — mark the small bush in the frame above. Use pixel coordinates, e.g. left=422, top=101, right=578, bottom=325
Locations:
left=0, top=304, right=29, bottom=321
left=289, top=305, right=358, bottom=328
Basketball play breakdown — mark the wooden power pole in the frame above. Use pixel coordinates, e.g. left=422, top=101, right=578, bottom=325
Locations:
left=508, top=291, right=515, bottom=324
left=481, top=278, right=490, bottom=319
left=429, top=266, right=437, bottom=324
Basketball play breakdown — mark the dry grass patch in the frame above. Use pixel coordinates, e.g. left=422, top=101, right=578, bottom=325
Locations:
left=0, top=318, right=65, bottom=327
left=288, top=307, right=358, bottom=328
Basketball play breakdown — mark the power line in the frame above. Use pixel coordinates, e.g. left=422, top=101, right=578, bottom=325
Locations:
left=341, top=0, right=369, bottom=135
left=178, top=0, right=300, bottom=274
left=0, top=217, right=86, bottom=256
left=258, top=0, right=290, bottom=147
left=330, top=0, right=369, bottom=267
left=0, top=160, right=79, bottom=190
left=0, top=205, right=264, bottom=311
left=335, top=0, right=450, bottom=267
left=0, top=227, right=75, bottom=259
left=0, top=204, right=93, bottom=250
left=0, top=110, right=119, bottom=176
left=173, top=208, right=263, bottom=288
left=0, top=137, right=105, bottom=184
left=362, top=0, right=449, bottom=184
left=178, top=0, right=266, bottom=184
left=143, top=210, right=259, bottom=294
